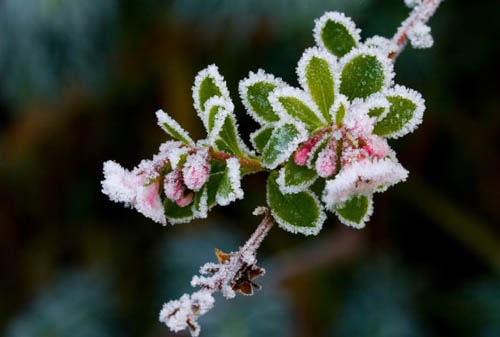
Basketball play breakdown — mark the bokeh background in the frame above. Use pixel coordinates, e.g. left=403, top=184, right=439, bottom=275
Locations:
left=1, top=0, right=499, bottom=336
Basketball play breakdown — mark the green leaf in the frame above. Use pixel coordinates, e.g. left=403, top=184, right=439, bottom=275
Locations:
left=276, top=94, right=325, bottom=132
left=340, top=53, right=386, bottom=100
left=251, top=125, right=274, bottom=153
left=334, top=194, right=373, bottom=228
left=199, top=77, right=221, bottom=110
left=207, top=104, right=221, bottom=133
left=216, top=158, right=243, bottom=206
left=368, top=107, right=386, bottom=119
left=156, top=110, right=194, bottom=145
left=211, top=113, right=246, bottom=157
left=267, top=172, right=325, bottom=235
left=334, top=101, right=346, bottom=126
left=314, top=12, right=359, bottom=58
left=277, top=159, right=317, bottom=194
left=193, top=65, right=230, bottom=126
left=302, top=52, right=335, bottom=121
left=261, top=123, right=305, bottom=169
left=164, top=198, right=195, bottom=224
left=192, top=187, right=208, bottom=218
left=373, top=86, right=424, bottom=138
left=244, top=81, right=281, bottom=123
left=206, top=160, right=226, bottom=208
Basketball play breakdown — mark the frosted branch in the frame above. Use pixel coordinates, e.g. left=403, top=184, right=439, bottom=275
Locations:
left=390, top=0, right=444, bottom=60
left=159, top=211, right=274, bottom=336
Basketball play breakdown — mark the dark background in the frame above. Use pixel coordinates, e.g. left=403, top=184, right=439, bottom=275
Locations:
left=1, top=1, right=499, bottom=336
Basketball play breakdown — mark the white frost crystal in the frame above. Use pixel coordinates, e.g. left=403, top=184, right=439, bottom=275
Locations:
left=404, top=0, right=422, bottom=8
left=101, top=160, right=166, bottom=224
left=159, top=290, right=215, bottom=337
left=407, top=21, right=434, bottom=49
left=322, top=158, right=408, bottom=208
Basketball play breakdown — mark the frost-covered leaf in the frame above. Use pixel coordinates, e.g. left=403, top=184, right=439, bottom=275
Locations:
left=364, top=94, right=390, bottom=122
left=239, top=70, right=284, bottom=124
left=216, top=158, right=244, bottom=206
left=340, top=49, right=393, bottom=100
left=322, top=159, right=408, bottom=208
left=313, top=12, right=360, bottom=58
left=250, top=125, right=274, bottom=154
left=277, top=159, right=317, bottom=194
left=205, top=161, right=226, bottom=208
left=329, top=94, right=349, bottom=126
left=267, top=172, right=325, bottom=235
left=156, top=109, right=195, bottom=146
left=306, top=133, right=331, bottom=168
left=192, top=186, right=208, bottom=218
left=204, top=97, right=234, bottom=133
left=297, top=47, right=337, bottom=121
left=164, top=198, right=195, bottom=224
left=334, top=194, right=373, bottom=229
left=261, top=122, right=307, bottom=169
left=193, top=64, right=231, bottom=127
left=270, top=87, right=326, bottom=132
left=209, top=111, right=248, bottom=157
left=373, top=85, right=425, bottom=138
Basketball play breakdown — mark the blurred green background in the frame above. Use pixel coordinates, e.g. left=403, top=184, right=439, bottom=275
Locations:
left=1, top=0, right=499, bottom=336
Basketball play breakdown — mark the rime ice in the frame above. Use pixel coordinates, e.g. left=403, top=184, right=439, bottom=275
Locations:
left=407, top=21, right=434, bottom=49
left=323, top=158, right=408, bottom=207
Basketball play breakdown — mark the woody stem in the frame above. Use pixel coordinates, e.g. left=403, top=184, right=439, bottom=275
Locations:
left=390, top=0, right=444, bottom=60
left=239, top=211, right=275, bottom=259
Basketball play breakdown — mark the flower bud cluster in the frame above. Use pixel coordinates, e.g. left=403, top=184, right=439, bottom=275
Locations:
left=101, top=141, right=210, bottom=225
left=293, top=101, right=390, bottom=179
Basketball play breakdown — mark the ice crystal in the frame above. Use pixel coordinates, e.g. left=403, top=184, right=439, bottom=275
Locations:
left=407, top=21, right=433, bottom=49
left=159, top=290, right=215, bottom=337
left=322, top=158, right=408, bottom=208
left=404, top=0, right=422, bottom=9
left=102, top=160, right=166, bottom=224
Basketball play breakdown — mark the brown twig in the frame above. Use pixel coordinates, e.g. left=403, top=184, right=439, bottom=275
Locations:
left=390, top=0, right=444, bottom=60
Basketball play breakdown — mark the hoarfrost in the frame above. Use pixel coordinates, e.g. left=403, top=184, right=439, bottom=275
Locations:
left=101, top=160, right=138, bottom=205
left=156, top=109, right=194, bottom=145
left=322, top=158, right=408, bottom=208
left=407, top=21, right=433, bottom=49
left=364, top=35, right=398, bottom=55
left=159, top=290, right=214, bottom=337
left=101, top=160, right=166, bottom=224
left=404, top=0, right=422, bottom=9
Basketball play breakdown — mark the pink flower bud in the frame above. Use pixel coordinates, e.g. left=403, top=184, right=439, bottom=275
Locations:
left=182, top=149, right=210, bottom=191
left=134, top=173, right=166, bottom=224
left=164, top=169, right=185, bottom=202
left=315, top=142, right=337, bottom=178
left=293, top=133, right=325, bottom=166
left=293, top=146, right=310, bottom=166
left=362, top=135, right=389, bottom=159
left=175, top=191, right=194, bottom=207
